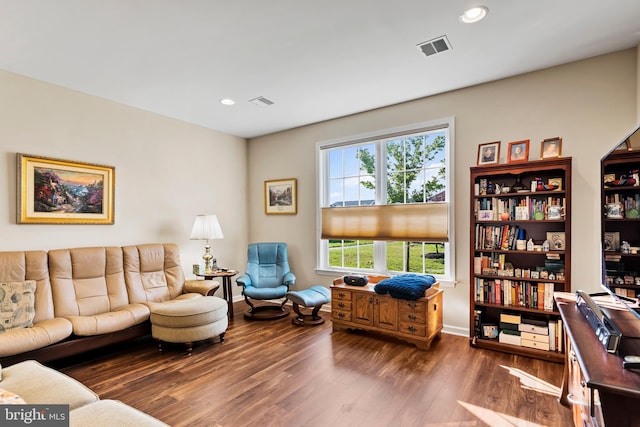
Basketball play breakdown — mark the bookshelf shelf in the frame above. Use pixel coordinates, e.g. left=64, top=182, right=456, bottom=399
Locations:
left=470, top=157, right=571, bottom=362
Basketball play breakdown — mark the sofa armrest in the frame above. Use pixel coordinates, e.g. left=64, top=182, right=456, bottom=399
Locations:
left=184, top=279, right=220, bottom=296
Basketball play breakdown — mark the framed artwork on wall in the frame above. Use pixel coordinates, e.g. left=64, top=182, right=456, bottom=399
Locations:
left=264, top=178, right=297, bottom=214
left=477, top=141, right=500, bottom=166
left=17, top=153, right=115, bottom=224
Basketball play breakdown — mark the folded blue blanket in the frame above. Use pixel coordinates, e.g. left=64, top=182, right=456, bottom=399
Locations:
left=374, top=274, right=436, bottom=300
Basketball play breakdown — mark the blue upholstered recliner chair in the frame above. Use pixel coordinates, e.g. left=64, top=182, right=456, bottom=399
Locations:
left=236, top=242, right=296, bottom=320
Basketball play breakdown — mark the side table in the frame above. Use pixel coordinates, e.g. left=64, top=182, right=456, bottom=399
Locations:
left=196, top=270, right=238, bottom=319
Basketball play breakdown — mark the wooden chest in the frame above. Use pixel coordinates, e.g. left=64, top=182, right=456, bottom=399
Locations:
left=331, top=276, right=443, bottom=350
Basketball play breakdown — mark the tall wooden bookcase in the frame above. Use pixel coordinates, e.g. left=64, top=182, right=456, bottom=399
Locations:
left=469, top=157, right=571, bottom=363
left=601, top=151, right=640, bottom=296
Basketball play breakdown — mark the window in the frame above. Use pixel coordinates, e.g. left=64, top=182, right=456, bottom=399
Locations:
left=317, top=119, right=454, bottom=282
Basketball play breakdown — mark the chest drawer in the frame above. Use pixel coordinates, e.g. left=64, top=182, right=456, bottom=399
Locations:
left=333, top=300, right=352, bottom=311
left=399, top=322, right=426, bottom=336
left=332, top=289, right=352, bottom=301
left=399, top=300, right=426, bottom=312
left=332, top=310, right=352, bottom=322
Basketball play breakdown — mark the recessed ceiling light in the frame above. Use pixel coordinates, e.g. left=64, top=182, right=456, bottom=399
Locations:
left=460, top=6, right=488, bottom=23
left=220, top=98, right=235, bottom=106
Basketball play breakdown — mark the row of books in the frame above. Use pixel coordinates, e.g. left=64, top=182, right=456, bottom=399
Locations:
left=475, top=253, right=565, bottom=277
left=605, top=193, right=640, bottom=210
left=475, top=196, right=566, bottom=221
left=611, top=287, right=638, bottom=298
left=475, top=224, right=523, bottom=250
left=475, top=278, right=556, bottom=310
left=497, top=313, right=563, bottom=353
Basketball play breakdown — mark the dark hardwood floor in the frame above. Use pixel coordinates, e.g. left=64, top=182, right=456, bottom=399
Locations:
left=55, top=303, right=572, bottom=427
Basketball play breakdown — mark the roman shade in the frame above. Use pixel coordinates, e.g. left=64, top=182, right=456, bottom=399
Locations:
left=321, top=203, right=448, bottom=242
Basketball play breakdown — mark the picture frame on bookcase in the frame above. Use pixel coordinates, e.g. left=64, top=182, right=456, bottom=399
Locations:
left=604, top=231, right=620, bottom=252
left=477, top=141, right=500, bottom=166
left=507, top=140, right=529, bottom=164
left=482, top=324, right=499, bottom=339
left=546, top=231, right=566, bottom=250
left=540, top=137, right=562, bottom=159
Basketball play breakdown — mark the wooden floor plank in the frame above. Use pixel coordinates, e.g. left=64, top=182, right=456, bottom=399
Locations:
left=54, top=304, right=572, bottom=427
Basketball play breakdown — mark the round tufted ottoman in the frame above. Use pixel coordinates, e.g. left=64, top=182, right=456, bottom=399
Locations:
left=149, top=296, right=228, bottom=355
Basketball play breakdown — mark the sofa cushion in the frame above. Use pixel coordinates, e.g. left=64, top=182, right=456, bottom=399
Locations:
left=1, top=360, right=98, bottom=410
left=49, top=246, right=131, bottom=317
left=0, top=388, right=26, bottom=404
left=123, top=244, right=188, bottom=303
left=0, top=318, right=73, bottom=357
left=0, top=280, right=36, bottom=331
left=0, top=250, right=54, bottom=325
left=70, top=400, right=169, bottom=427
left=65, top=304, right=150, bottom=336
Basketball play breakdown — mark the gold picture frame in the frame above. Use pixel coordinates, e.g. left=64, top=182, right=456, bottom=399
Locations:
left=264, top=178, right=297, bottom=214
left=17, top=153, right=115, bottom=224
left=540, top=137, right=562, bottom=159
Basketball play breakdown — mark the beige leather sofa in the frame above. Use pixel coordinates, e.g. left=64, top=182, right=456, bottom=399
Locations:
left=1, top=360, right=167, bottom=426
left=0, top=243, right=225, bottom=366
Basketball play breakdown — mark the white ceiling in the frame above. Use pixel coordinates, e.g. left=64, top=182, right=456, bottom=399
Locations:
left=1, top=1, right=640, bottom=139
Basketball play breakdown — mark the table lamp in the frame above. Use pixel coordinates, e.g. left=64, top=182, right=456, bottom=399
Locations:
left=190, top=214, right=224, bottom=275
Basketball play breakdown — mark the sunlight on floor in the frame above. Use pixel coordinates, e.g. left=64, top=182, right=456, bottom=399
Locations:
left=500, top=365, right=561, bottom=397
left=454, top=365, right=561, bottom=426
left=458, top=401, right=548, bottom=427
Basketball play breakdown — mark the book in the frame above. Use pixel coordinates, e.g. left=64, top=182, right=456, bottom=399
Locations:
left=518, top=323, right=548, bottom=335
left=499, top=321, right=519, bottom=331
left=548, top=320, right=557, bottom=351
left=521, top=339, right=550, bottom=351
left=520, top=331, right=549, bottom=343
left=499, top=330, right=522, bottom=346
left=500, top=313, right=521, bottom=324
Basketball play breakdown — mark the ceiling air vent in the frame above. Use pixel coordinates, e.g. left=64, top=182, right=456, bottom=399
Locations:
left=417, top=36, right=452, bottom=57
left=249, top=96, right=274, bottom=107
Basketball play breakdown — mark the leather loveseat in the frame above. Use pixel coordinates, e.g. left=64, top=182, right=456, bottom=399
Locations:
left=0, top=243, right=225, bottom=366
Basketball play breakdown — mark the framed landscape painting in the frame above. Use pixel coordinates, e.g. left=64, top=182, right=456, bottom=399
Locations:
left=17, top=153, right=115, bottom=224
left=264, top=178, right=297, bottom=214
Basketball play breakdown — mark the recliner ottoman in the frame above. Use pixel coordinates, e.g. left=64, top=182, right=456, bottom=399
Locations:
left=149, top=296, right=228, bottom=355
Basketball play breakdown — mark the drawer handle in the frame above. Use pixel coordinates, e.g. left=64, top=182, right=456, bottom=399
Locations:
left=338, top=312, right=345, bottom=318
left=408, top=314, right=417, bottom=321
left=338, top=292, right=346, bottom=298
left=338, top=302, right=346, bottom=309
left=407, top=326, right=417, bottom=333
left=408, top=302, right=417, bottom=309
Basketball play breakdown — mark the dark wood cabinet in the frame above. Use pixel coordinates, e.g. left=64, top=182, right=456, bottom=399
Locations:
left=557, top=293, right=640, bottom=427
left=469, top=158, right=572, bottom=362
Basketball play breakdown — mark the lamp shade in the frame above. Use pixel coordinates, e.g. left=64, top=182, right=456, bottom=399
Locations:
left=190, top=214, right=224, bottom=240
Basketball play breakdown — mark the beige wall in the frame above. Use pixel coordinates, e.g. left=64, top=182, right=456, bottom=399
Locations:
left=0, top=70, right=249, bottom=286
left=248, top=49, right=638, bottom=335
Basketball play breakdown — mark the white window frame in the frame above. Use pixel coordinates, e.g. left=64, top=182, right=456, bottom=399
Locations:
left=315, top=117, right=455, bottom=286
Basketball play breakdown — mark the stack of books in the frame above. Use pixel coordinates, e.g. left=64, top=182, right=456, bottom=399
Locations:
left=498, top=313, right=521, bottom=346
left=519, top=318, right=550, bottom=351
